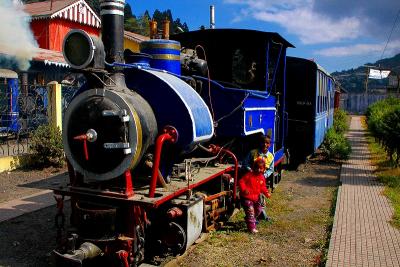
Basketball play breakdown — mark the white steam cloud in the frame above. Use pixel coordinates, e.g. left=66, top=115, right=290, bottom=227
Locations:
left=0, top=0, right=38, bottom=70
left=314, top=40, right=400, bottom=57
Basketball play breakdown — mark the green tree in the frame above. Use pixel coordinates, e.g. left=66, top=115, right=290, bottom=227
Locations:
left=135, top=14, right=150, bottom=36
left=124, top=3, right=134, bottom=21
left=85, top=0, right=100, bottom=15
left=125, top=17, right=139, bottom=33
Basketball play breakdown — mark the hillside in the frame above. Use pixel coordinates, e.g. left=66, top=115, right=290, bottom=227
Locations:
left=332, top=53, right=400, bottom=93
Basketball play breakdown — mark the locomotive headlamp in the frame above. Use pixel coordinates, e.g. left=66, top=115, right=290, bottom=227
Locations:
left=63, top=29, right=105, bottom=70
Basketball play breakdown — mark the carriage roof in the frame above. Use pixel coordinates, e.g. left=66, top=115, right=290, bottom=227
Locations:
left=287, top=56, right=333, bottom=79
left=172, top=28, right=294, bottom=48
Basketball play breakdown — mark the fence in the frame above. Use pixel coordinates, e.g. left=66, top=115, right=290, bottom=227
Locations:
left=0, top=82, right=78, bottom=157
left=340, top=92, right=400, bottom=114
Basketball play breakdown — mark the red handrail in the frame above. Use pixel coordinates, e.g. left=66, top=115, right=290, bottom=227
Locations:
left=148, top=126, right=178, bottom=198
left=209, top=145, right=239, bottom=202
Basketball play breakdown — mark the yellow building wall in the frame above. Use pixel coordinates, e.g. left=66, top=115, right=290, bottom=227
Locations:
left=124, top=38, right=140, bottom=52
left=0, top=155, right=26, bottom=172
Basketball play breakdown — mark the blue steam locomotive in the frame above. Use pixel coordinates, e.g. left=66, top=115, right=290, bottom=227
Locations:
left=51, top=1, right=331, bottom=266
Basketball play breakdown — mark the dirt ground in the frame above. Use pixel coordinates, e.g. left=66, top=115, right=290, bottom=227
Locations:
left=0, top=166, right=68, bottom=267
left=175, top=158, right=340, bottom=267
left=0, top=166, right=68, bottom=203
left=0, top=158, right=339, bottom=267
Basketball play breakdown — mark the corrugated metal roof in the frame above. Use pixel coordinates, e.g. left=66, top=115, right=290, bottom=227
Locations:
left=0, top=69, right=18, bottom=79
left=0, top=46, right=68, bottom=68
left=124, top=31, right=149, bottom=43
left=33, top=48, right=69, bottom=68
left=24, top=0, right=77, bottom=17
left=24, top=0, right=101, bottom=28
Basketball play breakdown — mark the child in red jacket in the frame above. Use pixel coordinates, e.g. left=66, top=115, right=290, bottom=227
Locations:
left=239, top=158, right=271, bottom=233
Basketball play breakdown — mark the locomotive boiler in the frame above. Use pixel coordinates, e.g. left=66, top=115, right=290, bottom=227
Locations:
left=52, top=0, right=294, bottom=266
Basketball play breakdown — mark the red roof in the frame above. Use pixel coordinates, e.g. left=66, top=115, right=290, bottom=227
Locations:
left=24, top=0, right=77, bottom=16
left=0, top=45, right=68, bottom=68
left=24, top=0, right=101, bottom=28
left=33, top=48, right=68, bottom=67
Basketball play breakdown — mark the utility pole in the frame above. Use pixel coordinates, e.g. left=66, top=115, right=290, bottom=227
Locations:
left=364, top=66, right=369, bottom=94
left=364, top=65, right=379, bottom=94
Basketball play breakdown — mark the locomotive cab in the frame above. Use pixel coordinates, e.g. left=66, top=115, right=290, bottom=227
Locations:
left=172, top=29, right=294, bottom=180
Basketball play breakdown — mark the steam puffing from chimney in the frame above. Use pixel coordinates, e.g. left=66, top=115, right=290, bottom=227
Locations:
left=0, top=0, right=38, bottom=70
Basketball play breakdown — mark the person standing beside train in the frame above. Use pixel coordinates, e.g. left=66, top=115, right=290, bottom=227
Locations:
left=239, top=158, right=271, bottom=233
left=242, top=134, right=274, bottom=221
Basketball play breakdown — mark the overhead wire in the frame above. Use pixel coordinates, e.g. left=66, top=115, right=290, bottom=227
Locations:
left=195, top=45, right=215, bottom=122
left=380, top=8, right=400, bottom=62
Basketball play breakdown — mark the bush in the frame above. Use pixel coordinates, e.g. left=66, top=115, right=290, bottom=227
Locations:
left=381, top=106, right=400, bottom=164
left=333, top=109, right=349, bottom=134
left=366, top=97, right=400, bottom=140
left=322, top=128, right=351, bottom=160
left=29, top=124, right=64, bottom=168
left=366, top=98, right=400, bottom=165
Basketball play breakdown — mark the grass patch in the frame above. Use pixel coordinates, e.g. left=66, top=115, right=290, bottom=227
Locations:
left=319, top=186, right=338, bottom=266
left=365, top=128, right=400, bottom=228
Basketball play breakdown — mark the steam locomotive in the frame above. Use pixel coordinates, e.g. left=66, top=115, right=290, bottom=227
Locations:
left=51, top=1, right=326, bottom=266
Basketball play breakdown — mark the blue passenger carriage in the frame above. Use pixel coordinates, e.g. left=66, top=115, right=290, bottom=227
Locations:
left=285, top=56, right=335, bottom=163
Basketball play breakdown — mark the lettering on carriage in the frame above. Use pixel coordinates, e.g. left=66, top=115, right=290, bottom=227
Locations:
left=296, top=101, right=312, bottom=106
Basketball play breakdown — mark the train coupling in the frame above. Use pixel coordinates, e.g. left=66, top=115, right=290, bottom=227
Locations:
left=53, top=242, right=102, bottom=267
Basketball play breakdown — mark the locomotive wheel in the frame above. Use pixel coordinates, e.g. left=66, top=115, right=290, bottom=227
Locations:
left=160, top=222, right=186, bottom=256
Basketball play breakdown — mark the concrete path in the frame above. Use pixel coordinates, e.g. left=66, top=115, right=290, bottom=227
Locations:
left=0, top=190, right=56, bottom=222
left=326, top=116, right=400, bottom=267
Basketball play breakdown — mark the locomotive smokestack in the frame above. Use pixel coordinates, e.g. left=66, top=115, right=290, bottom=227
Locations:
left=210, top=5, right=215, bottom=29
left=149, top=20, right=158, bottom=39
left=100, top=0, right=125, bottom=68
left=162, top=19, right=170, bottom=40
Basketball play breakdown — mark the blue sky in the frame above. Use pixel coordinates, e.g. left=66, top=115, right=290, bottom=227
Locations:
left=127, top=0, right=400, bottom=73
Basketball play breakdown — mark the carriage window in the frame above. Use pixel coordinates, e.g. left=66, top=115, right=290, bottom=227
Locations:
left=320, top=73, right=323, bottom=113
left=325, top=78, right=328, bottom=111
left=320, top=75, right=323, bottom=113
left=318, top=73, right=322, bottom=113
left=322, top=74, right=325, bottom=112
left=316, top=76, right=319, bottom=114
left=328, top=91, right=330, bottom=111
left=230, top=46, right=267, bottom=90
left=232, top=49, right=257, bottom=87
left=322, top=75, right=325, bottom=112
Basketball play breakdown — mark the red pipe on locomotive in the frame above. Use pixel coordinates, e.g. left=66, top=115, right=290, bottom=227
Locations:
left=149, top=126, right=178, bottom=198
